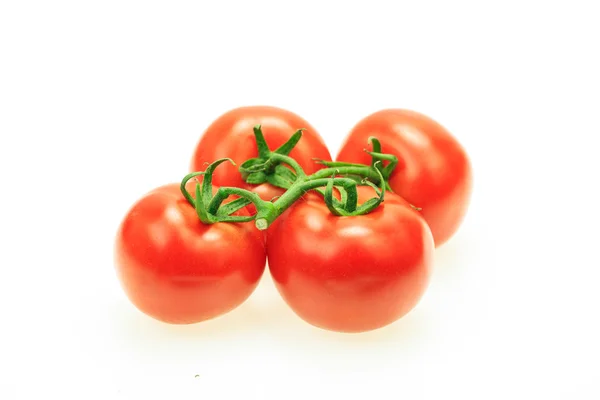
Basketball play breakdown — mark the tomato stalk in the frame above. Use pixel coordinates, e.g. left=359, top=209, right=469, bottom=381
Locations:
left=180, top=158, right=386, bottom=229
left=313, top=137, right=398, bottom=192
left=180, top=126, right=398, bottom=230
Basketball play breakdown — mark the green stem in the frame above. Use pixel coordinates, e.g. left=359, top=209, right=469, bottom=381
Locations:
left=208, top=186, right=267, bottom=215
left=269, top=153, right=306, bottom=179
left=273, top=129, right=304, bottom=156
left=253, top=125, right=270, bottom=159
left=181, top=129, right=396, bottom=230
left=309, top=166, right=382, bottom=182
left=254, top=177, right=359, bottom=229
left=368, top=137, right=382, bottom=163
left=269, top=154, right=382, bottom=183
left=180, top=171, right=205, bottom=207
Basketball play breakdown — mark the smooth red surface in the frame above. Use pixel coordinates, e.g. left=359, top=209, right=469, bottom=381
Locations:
left=114, top=183, right=266, bottom=324
left=267, top=188, right=434, bottom=333
left=336, top=109, right=473, bottom=247
left=190, top=106, right=331, bottom=188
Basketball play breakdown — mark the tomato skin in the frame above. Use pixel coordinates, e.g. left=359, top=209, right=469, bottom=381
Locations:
left=190, top=106, right=332, bottom=188
left=114, top=183, right=266, bottom=324
left=267, top=189, right=434, bottom=333
left=336, top=109, right=473, bottom=247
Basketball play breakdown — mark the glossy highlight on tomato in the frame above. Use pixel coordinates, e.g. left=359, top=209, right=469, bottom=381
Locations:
left=114, top=182, right=266, bottom=324
left=337, top=109, right=473, bottom=246
left=267, top=187, right=434, bottom=333
left=190, top=106, right=332, bottom=189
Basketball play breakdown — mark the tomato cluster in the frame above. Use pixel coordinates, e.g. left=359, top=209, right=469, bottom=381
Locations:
left=114, top=106, right=472, bottom=333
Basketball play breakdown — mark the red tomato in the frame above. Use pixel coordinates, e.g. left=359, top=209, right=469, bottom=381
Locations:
left=114, top=182, right=266, bottom=324
left=336, top=109, right=473, bottom=247
left=267, top=188, right=434, bottom=333
left=190, top=106, right=332, bottom=189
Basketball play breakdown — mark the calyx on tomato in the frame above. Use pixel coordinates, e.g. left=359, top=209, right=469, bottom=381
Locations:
left=180, top=125, right=408, bottom=230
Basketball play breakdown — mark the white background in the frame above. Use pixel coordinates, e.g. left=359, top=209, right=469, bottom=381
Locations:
left=1, top=1, right=599, bottom=399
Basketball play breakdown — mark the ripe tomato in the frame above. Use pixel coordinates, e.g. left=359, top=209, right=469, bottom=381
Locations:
left=267, top=187, right=434, bottom=333
left=190, top=106, right=332, bottom=189
left=336, top=109, right=473, bottom=247
left=114, top=182, right=266, bottom=324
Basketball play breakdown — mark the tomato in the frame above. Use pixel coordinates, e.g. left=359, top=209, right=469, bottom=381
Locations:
left=114, top=182, right=266, bottom=324
left=190, top=106, right=332, bottom=189
left=336, top=109, right=473, bottom=247
left=267, top=186, right=434, bottom=333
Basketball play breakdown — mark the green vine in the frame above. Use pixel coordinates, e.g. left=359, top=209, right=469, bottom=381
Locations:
left=181, top=125, right=399, bottom=230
